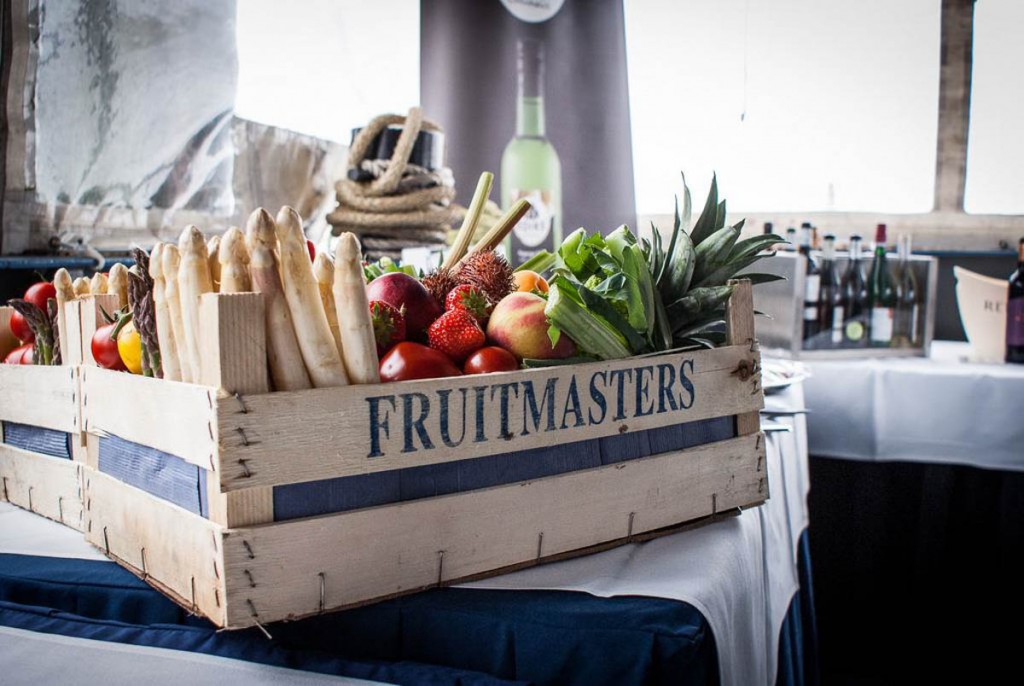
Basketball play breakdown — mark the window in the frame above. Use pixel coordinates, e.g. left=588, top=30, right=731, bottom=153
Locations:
left=964, top=0, right=1024, bottom=215
left=235, top=0, right=420, bottom=143
left=625, top=0, right=941, bottom=215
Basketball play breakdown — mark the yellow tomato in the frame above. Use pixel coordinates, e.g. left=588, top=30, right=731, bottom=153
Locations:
left=117, top=321, right=144, bottom=374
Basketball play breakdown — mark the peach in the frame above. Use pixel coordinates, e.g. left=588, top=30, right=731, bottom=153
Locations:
left=487, top=292, right=576, bottom=360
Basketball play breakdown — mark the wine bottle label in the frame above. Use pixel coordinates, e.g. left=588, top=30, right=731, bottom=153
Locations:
left=832, top=306, right=844, bottom=344
left=509, top=189, right=555, bottom=264
left=870, top=307, right=893, bottom=342
left=803, top=274, right=820, bottom=321
left=910, top=304, right=919, bottom=343
left=1008, top=299, right=1024, bottom=346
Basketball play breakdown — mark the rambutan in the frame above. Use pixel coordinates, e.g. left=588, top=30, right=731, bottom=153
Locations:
left=421, top=267, right=459, bottom=308
left=455, top=250, right=515, bottom=305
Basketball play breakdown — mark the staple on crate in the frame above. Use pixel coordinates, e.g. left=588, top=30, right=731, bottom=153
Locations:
left=58, top=496, right=63, bottom=522
left=236, top=427, right=249, bottom=446
left=2, top=477, right=8, bottom=501
left=140, top=548, right=148, bottom=578
left=712, top=493, right=718, bottom=516
left=536, top=532, right=544, bottom=561
left=244, top=569, right=256, bottom=588
left=318, top=572, right=326, bottom=613
left=234, top=392, right=248, bottom=414
left=243, top=540, right=255, bottom=559
left=627, top=512, right=636, bottom=540
left=103, top=526, right=110, bottom=554
left=27, top=486, right=33, bottom=512
left=436, top=550, right=445, bottom=586
left=238, top=459, right=252, bottom=478
left=247, top=599, right=273, bottom=639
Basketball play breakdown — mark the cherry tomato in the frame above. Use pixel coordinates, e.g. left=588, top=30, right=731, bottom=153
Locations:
left=23, top=281, right=57, bottom=312
left=9, top=311, right=34, bottom=343
left=306, top=239, right=316, bottom=262
left=463, top=346, right=519, bottom=375
left=379, top=342, right=462, bottom=382
left=4, top=343, right=31, bottom=365
left=92, top=323, right=127, bottom=370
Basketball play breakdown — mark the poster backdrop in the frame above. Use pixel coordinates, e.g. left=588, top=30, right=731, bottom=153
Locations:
left=420, top=0, right=637, bottom=264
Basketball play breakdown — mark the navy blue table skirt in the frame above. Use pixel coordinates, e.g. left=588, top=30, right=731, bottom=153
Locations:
left=0, top=536, right=816, bottom=685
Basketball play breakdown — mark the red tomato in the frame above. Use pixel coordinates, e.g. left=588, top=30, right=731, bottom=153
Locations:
left=463, top=346, right=519, bottom=375
left=23, top=281, right=57, bottom=312
left=4, top=343, right=31, bottom=364
left=9, top=311, right=34, bottom=343
left=306, top=239, right=316, bottom=262
left=21, top=345, right=34, bottom=365
left=91, top=323, right=126, bottom=370
left=379, top=342, right=462, bottom=382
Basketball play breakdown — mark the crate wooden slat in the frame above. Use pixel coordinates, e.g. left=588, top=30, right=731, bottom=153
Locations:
left=0, top=306, right=88, bottom=531
left=0, top=443, right=84, bottom=530
left=77, top=282, right=768, bottom=629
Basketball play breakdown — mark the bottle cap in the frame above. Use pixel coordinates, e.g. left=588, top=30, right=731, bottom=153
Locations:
left=824, top=233, right=836, bottom=241
left=875, top=223, right=887, bottom=244
left=801, top=221, right=812, bottom=229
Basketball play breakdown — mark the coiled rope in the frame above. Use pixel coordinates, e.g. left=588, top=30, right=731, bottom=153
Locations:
left=327, top=107, right=464, bottom=260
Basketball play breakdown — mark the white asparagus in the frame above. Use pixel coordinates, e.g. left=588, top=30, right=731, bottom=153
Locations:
left=275, top=206, right=348, bottom=388
left=161, top=245, right=193, bottom=383
left=207, top=235, right=221, bottom=291
left=217, top=227, right=251, bottom=294
left=89, top=272, right=109, bottom=295
left=73, top=277, right=91, bottom=297
left=313, top=252, right=344, bottom=358
left=333, top=232, right=380, bottom=384
left=107, top=263, right=130, bottom=310
left=246, top=208, right=311, bottom=391
left=177, top=226, right=213, bottom=383
left=148, top=243, right=182, bottom=382
left=53, top=268, right=75, bottom=358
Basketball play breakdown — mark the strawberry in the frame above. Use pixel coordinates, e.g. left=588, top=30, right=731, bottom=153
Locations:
left=369, top=300, right=406, bottom=356
left=427, top=309, right=485, bottom=362
left=445, top=284, right=492, bottom=323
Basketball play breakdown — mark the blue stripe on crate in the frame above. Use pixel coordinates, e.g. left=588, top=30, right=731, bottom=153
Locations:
left=1, top=422, right=72, bottom=459
left=97, top=436, right=208, bottom=518
left=272, top=416, right=737, bottom=522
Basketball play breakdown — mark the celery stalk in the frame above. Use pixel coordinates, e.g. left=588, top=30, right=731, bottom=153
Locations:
left=545, top=283, right=631, bottom=360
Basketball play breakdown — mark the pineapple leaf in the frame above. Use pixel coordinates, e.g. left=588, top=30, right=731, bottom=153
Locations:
left=689, top=173, right=719, bottom=246
left=716, top=199, right=728, bottom=230
left=734, top=272, right=786, bottom=285
left=728, top=234, right=788, bottom=262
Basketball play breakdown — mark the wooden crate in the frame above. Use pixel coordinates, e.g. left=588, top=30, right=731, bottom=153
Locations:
left=0, top=306, right=87, bottom=530
left=79, top=282, right=767, bottom=630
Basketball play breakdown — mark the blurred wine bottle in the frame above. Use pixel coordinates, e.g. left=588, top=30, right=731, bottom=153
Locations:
left=841, top=235, right=869, bottom=348
left=867, top=223, right=896, bottom=347
left=817, top=234, right=844, bottom=347
left=785, top=226, right=797, bottom=251
left=1007, top=237, right=1024, bottom=364
left=800, top=223, right=821, bottom=346
left=893, top=234, right=920, bottom=348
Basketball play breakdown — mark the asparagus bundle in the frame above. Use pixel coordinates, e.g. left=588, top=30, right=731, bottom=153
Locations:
left=73, top=277, right=91, bottom=297
left=313, top=252, right=344, bottom=358
left=207, top=235, right=222, bottom=291
left=177, top=227, right=213, bottom=382
left=334, top=232, right=379, bottom=384
left=52, top=268, right=75, bottom=356
left=275, top=206, right=348, bottom=388
left=149, top=243, right=182, bottom=381
left=217, top=227, right=251, bottom=294
left=161, top=245, right=194, bottom=382
left=108, top=263, right=130, bottom=310
left=129, top=248, right=161, bottom=378
left=9, top=299, right=58, bottom=365
left=246, top=209, right=311, bottom=391
left=90, top=272, right=109, bottom=295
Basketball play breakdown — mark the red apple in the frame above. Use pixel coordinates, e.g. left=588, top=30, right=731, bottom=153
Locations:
left=365, top=272, right=442, bottom=336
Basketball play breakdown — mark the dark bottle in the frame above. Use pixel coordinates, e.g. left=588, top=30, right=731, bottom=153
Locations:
left=841, top=235, right=869, bottom=347
left=763, top=221, right=774, bottom=235
left=893, top=234, right=920, bottom=348
left=867, top=223, right=896, bottom=347
left=799, top=223, right=821, bottom=345
left=1007, top=238, right=1024, bottom=364
left=816, top=234, right=844, bottom=347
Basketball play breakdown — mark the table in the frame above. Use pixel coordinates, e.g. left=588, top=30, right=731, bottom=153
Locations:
left=802, top=342, right=1024, bottom=683
left=0, top=386, right=815, bottom=686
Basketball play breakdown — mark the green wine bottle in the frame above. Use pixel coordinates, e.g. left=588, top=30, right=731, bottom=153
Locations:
left=867, top=223, right=897, bottom=346
left=501, top=39, right=562, bottom=267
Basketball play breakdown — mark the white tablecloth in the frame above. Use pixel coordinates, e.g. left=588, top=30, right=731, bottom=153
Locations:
left=0, top=625, right=375, bottom=686
left=803, top=341, right=1024, bottom=471
left=466, top=383, right=811, bottom=686
left=0, top=386, right=811, bottom=686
